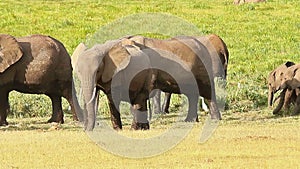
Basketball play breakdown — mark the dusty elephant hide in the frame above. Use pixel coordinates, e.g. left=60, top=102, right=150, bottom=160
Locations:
left=0, top=34, right=81, bottom=126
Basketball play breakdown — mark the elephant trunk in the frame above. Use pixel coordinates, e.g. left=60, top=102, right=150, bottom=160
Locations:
left=82, top=77, right=97, bottom=131
left=272, top=88, right=286, bottom=115
left=268, top=87, right=274, bottom=107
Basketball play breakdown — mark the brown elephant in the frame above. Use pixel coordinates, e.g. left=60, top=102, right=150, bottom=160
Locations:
left=151, top=34, right=229, bottom=115
left=267, top=61, right=296, bottom=114
left=72, top=38, right=154, bottom=131
left=0, top=34, right=81, bottom=125
left=127, top=35, right=222, bottom=122
left=273, top=63, right=300, bottom=115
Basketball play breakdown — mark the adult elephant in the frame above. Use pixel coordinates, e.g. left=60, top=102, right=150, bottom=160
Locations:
left=127, top=35, right=222, bottom=122
left=73, top=38, right=154, bottom=131
left=273, top=63, right=300, bottom=115
left=0, top=34, right=81, bottom=125
left=149, top=34, right=229, bottom=116
left=267, top=61, right=296, bottom=114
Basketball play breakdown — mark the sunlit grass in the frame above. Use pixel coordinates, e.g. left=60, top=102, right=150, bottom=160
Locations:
left=1, top=115, right=300, bottom=168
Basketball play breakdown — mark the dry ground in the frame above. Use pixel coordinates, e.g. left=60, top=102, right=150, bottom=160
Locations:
left=0, top=114, right=299, bottom=169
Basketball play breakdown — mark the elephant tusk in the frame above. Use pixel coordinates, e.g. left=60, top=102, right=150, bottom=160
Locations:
left=79, top=88, right=83, bottom=103
left=87, top=87, right=97, bottom=105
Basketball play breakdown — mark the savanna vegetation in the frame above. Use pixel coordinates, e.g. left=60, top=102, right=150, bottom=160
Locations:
left=0, top=0, right=299, bottom=168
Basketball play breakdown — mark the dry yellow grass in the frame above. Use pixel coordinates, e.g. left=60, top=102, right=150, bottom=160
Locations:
left=0, top=117, right=300, bottom=169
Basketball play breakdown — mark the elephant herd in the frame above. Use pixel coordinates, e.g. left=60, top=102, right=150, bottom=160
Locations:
left=0, top=33, right=294, bottom=131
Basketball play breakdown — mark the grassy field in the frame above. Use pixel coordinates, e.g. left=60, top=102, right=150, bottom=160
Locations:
left=0, top=0, right=300, bottom=168
left=1, top=115, right=300, bottom=168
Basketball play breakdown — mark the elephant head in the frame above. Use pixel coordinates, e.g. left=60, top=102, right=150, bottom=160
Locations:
left=0, top=34, right=23, bottom=73
left=281, top=64, right=300, bottom=90
left=267, top=61, right=295, bottom=107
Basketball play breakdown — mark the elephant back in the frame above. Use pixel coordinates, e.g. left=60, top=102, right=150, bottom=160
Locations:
left=0, top=34, right=23, bottom=73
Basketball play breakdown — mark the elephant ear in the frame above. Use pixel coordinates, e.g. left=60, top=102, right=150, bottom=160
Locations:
left=285, top=61, right=295, bottom=68
left=71, top=43, right=87, bottom=70
left=0, top=34, right=23, bottom=73
left=101, top=43, right=131, bottom=83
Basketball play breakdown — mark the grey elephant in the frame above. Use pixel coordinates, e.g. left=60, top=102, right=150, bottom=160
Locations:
left=267, top=61, right=296, bottom=114
left=0, top=34, right=81, bottom=125
left=151, top=34, right=229, bottom=115
left=273, top=63, right=300, bottom=115
left=72, top=38, right=154, bottom=131
left=126, top=35, right=222, bottom=122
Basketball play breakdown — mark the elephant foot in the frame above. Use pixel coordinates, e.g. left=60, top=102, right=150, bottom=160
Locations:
left=163, top=109, right=170, bottom=114
left=272, top=107, right=283, bottom=115
left=185, top=114, right=199, bottom=122
left=210, top=112, right=222, bottom=120
left=113, top=125, right=122, bottom=131
left=0, top=120, right=8, bottom=126
left=153, top=109, right=161, bottom=114
left=72, top=114, right=79, bottom=121
left=131, top=122, right=150, bottom=130
left=291, top=112, right=300, bottom=116
left=184, top=117, right=197, bottom=122
left=273, top=110, right=282, bottom=116
left=47, top=117, right=64, bottom=124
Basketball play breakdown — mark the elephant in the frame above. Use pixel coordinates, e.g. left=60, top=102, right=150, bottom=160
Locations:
left=0, top=34, right=81, bottom=126
left=150, top=34, right=229, bottom=115
left=73, top=35, right=222, bottom=131
left=267, top=61, right=296, bottom=114
left=126, top=35, right=222, bottom=122
left=72, top=38, right=154, bottom=131
left=273, top=63, right=300, bottom=115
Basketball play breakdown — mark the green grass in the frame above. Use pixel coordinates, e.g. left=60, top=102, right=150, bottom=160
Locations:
left=0, top=0, right=300, bottom=168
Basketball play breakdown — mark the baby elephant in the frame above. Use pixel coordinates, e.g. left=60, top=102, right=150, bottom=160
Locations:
left=267, top=61, right=295, bottom=110
left=273, top=63, right=300, bottom=115
left=0, top=34, right=81, bottom=125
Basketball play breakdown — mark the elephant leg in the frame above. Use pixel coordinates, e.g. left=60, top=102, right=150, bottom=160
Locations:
left=273, top=89, right=286, bottom=115
left=107, top=93, right=122, bottom=130
left=0, top=92, right=9, bottom=126
left=292, top=89, right=300, bottom=116
left=208, top=98, right=222, bottom=120
left=185, top=94, right=199, bottom=122
left=131, top=93, right=149, bottom=130
left=283, top=89, right=293, bottom=111
left=162, top=92, right=171, bottom=114
left=47, top=95, right=64, bottom=124
left=62, top=82, right=82, bottom=122
left=152, top=90, right=161, bottom=114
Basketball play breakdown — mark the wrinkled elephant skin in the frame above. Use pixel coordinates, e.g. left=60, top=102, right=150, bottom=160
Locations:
left=0, top=34, right=81, bottom=125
